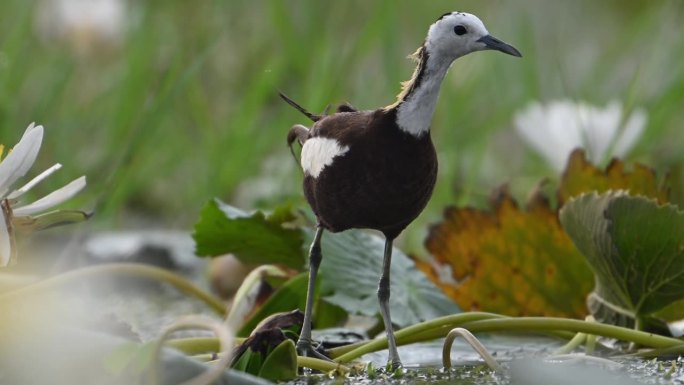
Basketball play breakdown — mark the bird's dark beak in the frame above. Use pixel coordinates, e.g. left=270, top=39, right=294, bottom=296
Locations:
left=477, top=35, right=522, bottom=57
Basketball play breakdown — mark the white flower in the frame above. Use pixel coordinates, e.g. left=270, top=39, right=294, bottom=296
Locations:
left=514, top=100, right=647, bottom=171
left=0, top=123, right=87, bottom=266
left=35, top=0, right=128, bottom=55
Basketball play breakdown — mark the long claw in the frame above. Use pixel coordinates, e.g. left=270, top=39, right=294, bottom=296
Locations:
left=296, top=338, right=331, bottom=362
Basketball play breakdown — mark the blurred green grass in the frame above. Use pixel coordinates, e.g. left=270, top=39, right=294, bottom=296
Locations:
left=0, top=0, right=682, bottom=252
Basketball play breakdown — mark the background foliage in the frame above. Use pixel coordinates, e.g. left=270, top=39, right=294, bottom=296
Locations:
left=0, top=0, right=683, bottom=253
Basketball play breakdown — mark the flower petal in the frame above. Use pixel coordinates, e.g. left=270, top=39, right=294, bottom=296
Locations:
left=0, top=202, right=11, bottom=266
left=13, top=176, right=86, bottom=217
left=0, top=124, right=44, bottom=197
left=613, top=107, right=647, bottom=157
left=7, top=163, right=62, bottom=200
left=514, top=101, right=581, bottom=171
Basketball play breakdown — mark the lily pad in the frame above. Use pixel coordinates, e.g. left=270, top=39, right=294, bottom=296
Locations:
left=193, top=199, right=304, bottom=269
left=317, top=229, right=460, bottom=327
left=193, top=201, right=459, bottom=328
left=559, top=191, right=684, bottom=325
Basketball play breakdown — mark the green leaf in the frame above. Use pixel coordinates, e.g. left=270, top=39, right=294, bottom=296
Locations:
left=313, top=298, right=348, bottom=329
left=14, top=209, right=91, bottom=233
left=317, top=229, right=460, bottom=327
left=231, top=346, right=263, bottom=374
left=560, top=191, right=684, bottom=325
left=193, top=199, right=305, bottom=269
left=258, top=340, right=297, bottom=381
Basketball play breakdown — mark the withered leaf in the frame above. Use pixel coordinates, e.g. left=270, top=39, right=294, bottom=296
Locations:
left=421, top=150, right=670, bottom=318
left=559, top=149, right=669, bottom=204
left=421, top=188, right=593, bottom=317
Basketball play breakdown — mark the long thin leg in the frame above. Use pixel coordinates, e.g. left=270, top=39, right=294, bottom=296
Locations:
left=296, top=226, right=328, bottom=359
left=378, top=237, right=402, bottom=369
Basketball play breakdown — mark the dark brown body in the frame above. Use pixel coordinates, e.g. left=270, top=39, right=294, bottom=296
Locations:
left=303, top=108, right=437, bottom=239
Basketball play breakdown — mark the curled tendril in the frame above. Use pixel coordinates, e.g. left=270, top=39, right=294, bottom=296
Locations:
left=154, top=316, right=234, bottom=385
left=442, top=327, right=502, bottom=372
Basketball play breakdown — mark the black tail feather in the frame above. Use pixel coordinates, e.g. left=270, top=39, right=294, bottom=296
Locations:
left=278, top=92, right=321, bottom=122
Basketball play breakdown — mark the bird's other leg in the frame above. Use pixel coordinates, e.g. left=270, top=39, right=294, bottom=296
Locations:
left=296, top=226, right=329, bottom=360
left=378, top=237, right=402, bottom=369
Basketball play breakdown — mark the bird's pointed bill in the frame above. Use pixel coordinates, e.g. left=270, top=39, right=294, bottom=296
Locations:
left=13, top=176, right=86, bottom=217
left=478, top=35, right=522, bottom=57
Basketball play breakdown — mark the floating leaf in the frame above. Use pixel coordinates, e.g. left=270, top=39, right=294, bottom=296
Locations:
left=258, top=340, right=297, bottom=381
left=421, top=188, right=593, bottom=317
left=558, top=149, right=669, bottom=204
left=559, top=191, right=684, bottom=326
left=317, top=229, right=460, bottom=327
left=193, top=199, right=304, bottom=269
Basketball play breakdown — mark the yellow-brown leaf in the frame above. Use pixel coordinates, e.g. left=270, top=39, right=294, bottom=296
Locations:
left=422, top=189, right=593, bottom=317
left=559, top=149, right=669, bottom=204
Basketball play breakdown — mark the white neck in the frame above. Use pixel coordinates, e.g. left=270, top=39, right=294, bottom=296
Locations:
left=395, top=51, right=453, bottom=137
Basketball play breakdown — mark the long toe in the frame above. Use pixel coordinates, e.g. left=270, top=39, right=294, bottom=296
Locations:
left=296, top=338, right=332, bottom=362
left=387, top=359, right=403, bottom=372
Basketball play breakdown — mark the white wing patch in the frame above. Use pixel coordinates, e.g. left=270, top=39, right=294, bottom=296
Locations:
left=300, top=137, right=350, bottom=178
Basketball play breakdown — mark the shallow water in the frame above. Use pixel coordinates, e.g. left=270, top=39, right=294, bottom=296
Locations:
left=290, top=336, right=684, bottom=385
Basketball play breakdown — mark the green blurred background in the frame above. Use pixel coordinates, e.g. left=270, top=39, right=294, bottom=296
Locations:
left=0, top=0, right=682, bottom=253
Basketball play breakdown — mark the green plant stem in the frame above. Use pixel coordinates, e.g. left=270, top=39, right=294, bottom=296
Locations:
left=458, top=318, right=683, bottom=348
left=585, top=333, right=597, bottom=354
left=0, top=263, right=227, bottom=316
left=334, top=312, right=503, bottom=363
left=167, top=337, right=246, bottom=355
left=167, top=338, right=219, bottom=355
left=397, top=322, right=575, bottom=348
left=554, top=332, right=587, bottom=355
left=297, top=356, right=350, bottom=374
left=334, top=314, right=684, bottom=364
left=625, top=344, right=684, bottom=358
left=327, top=340, right=369, bottom=358
left=152, top=316, right=234, bottom=385
left=190, top=353, right=216, bottom=362
left=442, top=327, right=502, bottom=371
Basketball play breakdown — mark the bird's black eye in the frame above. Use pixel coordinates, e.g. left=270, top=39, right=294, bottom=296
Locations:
left=454, top=25, right=467, bottom=36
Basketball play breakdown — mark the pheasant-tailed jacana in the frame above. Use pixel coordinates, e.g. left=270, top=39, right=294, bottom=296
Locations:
left=282, top=12, right=521, bottom=368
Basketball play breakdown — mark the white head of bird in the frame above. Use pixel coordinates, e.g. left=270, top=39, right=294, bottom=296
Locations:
left=393, top=12, right=521, bottom=137
left=427, top=12, right=521, bottom=60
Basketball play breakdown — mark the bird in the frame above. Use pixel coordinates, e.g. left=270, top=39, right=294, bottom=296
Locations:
left=281, top=11, right=521, bottom=369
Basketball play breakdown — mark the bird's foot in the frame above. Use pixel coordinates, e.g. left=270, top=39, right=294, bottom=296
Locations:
left=296, top=338, right=331, bottom=362
left=386, top=359, right=403, bottom=373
